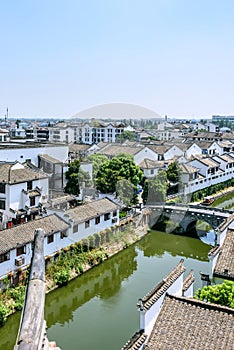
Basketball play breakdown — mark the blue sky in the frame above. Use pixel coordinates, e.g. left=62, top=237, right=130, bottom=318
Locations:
left=0, top=0, right=234, bottom=119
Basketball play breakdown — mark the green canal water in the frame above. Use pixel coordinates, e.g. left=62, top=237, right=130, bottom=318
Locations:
left=0, top=230, right=209, bottom=350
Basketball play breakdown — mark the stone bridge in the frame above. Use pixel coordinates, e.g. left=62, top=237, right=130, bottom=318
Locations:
left=147, top=203, right=232, bottom=233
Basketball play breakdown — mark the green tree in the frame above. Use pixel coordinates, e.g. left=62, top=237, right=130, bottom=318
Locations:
left=166, top=161, right=181, bottom=183
left=195, top=280, right=234, bottom=308
left=87, top=154, right=108, bottom=181
left=78, top=169, right=92, bottom=188
left=64, top=159, right=80, bottom=195
left=143, top=171, right=168, bottom=204
left=116, top=178, right=136, bottom=206
left=96, top=156, right=143, bottom=197
left=116, top=130, right=137, bottom=143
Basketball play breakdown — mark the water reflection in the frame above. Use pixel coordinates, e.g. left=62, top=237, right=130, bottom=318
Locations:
left=0, top=230, right=210, bottom=350
left=137, top=230, right=209, bottom=261
left=45, top=244, right=138, bottom=328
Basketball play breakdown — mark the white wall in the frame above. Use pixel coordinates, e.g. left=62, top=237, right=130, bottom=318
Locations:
left=140, top=274, right=184, bottom=337
left=134, top=148, right=157, bottom=165
left=0, top=145, right=68, bottom=166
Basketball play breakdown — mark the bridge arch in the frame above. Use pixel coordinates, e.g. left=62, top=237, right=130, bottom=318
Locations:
left=148, top=203, right=231, bottom=238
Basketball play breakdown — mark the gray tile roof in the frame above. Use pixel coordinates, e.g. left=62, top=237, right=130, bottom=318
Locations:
left=182, top=270, right=195, bottom=295
left=0, top=214, right=70, bottom=254
left=214, top=229, right=234, bottom=280
left=139, top=159, right=164, bottom=169
left=145, top=294, right=234, bottom=349
left=98, top=144, right=144, bottom=157
left=138, top=259, right=185, bottom=311
left=121, top=330, right=147, bottom=350
left=64, top=198, right=119, bottom=224
left=39, top=154, right=63, bottom=164
left=0, top=162, right=48, bottom=184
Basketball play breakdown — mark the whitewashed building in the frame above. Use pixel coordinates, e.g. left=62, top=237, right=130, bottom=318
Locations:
left=0, top=198, right=120, bottom=285
left=0, top=162, right=49, bottom=228
left=0, top=128, right=10, bottom=143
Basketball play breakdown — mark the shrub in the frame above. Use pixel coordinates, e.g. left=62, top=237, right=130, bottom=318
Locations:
left=54, top=268, right=70, bottom=287
left=0, top=303, right=9, bottom=326
left=195, top=280, right=234, bottom=308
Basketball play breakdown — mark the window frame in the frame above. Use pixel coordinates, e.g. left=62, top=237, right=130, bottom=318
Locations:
left=16, top=245, right=26, bottom=256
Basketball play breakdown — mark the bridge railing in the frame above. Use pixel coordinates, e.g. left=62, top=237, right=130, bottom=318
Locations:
left=146, top=202, right=233, bottom=214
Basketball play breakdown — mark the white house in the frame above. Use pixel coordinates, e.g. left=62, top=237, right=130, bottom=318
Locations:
left=139, top=159, right=166, bottom=178
left=0, top=198, right=120, bottom=286
left=0, top=214, right=70, bottom=286
left=0, top=128, right=10, bottom=143
left=189, top=156, right=220, bottom=178
left=49, top=122, right=75, bottom=143
left=0, top=162, right=49, bottom=228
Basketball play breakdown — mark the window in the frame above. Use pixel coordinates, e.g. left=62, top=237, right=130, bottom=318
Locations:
left=104, top=213, right=110, bottom=221
left=30, top=197, right=35, bottom=206
left=16, top=245, right=26, bottom=256
left=60, top=231, right=67, bottom=239
left=47, top=234, right=54, bottom=244
left=27, top=181, right=32, bottom=190
left=0, top=183, right=6, bottom=194
left=73, top=224, right=78, bottom=233
left=0, top=199, right=5, bottom=210
left=150, top=169, right=154, bottom=175
left=85, top=220, right=90, bottom=228
left=0, top=252, right=10, bottom=263
left=113, top=211, right=117, bottom=217
left=95, top=216, right=100, bottom=225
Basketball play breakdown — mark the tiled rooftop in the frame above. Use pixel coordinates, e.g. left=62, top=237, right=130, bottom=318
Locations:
left=145, top=294, right=234, bottom=350
left=121, top=330, right=147, bottom=350
left=64, top=198, right=119, bottom=224
left=182, top=270, right=195, bottom=295
left=98, top=144, right=144, bottom=157
left=39, top=154, right=63, bottom=164
left=139, top=159, right=164, bottom=169
left=138, top=259, right=185, bottom=311
left=0, top=162, right=47, bottom=183
left=214, top=229, right=234, bottom=280
left=0, top=214, right=70, bottom=254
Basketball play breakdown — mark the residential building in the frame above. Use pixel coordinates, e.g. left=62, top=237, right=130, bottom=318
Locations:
left=0, top=128, right=10, bottom=142
left=0, top=198, right=120, bottom=285
left=0, top=162, right=49, bottom=228
left=122, top=260, right=233, bottom=350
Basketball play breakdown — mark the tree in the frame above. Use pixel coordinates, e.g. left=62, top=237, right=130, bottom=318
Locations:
left=142, top=171, right=168, bottom=204
left=96, top=156, right=143, bottom=198
left=116, top=130, right=137, bottom=143
left=78, top=169, right=92, bottom=188
left=64, top=159, right=80, bottom=195
left=195, top=280, right=234, bottom=308
left=166, top=161, right=181, bottom=183
left=87, top=154, right=108, bottom=181
left=116, top=178, right=136, bottom=206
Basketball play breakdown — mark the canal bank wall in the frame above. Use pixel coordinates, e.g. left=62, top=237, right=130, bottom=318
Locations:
left=0, top=209, right=151, bottom=326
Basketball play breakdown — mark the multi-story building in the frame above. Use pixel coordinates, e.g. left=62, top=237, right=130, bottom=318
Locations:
left=49, top=121, right=126, bottom=144
left=0, top=162, right=49, bottom=228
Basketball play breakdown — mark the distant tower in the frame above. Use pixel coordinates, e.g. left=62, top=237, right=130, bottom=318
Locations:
left=5, top=107, right=8, bottom=125
left=165, top=114, right=167, bottom=122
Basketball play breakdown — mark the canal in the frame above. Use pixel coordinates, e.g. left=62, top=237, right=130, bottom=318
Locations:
left=0, top=229, right=210, bottom=350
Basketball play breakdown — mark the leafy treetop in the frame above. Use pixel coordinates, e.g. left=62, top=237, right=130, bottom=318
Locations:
left=195, top=280, right=234, bottom=309
left=96, top=155, right=143, bottom=195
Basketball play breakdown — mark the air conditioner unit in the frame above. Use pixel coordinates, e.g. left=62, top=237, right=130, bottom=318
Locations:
left=112, top=218, right=118, bottom=224
left=15, top=257, right=25, bottom=267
